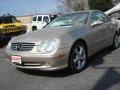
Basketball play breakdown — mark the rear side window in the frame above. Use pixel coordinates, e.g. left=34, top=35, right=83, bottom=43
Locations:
left=38, top=16, right=42, bottom=21
left=33, top=17, right=36, bottom=21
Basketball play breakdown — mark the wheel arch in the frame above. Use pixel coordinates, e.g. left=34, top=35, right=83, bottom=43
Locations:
left=69, top=39, right=88, bottom=59
left=32, top=26, right=37, bottom=30
left=115, top=30, right=119, bottom=35
left=68, top=39, right=88, bottom=72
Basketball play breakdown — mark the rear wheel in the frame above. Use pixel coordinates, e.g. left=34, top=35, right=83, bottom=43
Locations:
left=113, top=33, right=120, bottom=49
left=69, top=42, right=87, bottom=73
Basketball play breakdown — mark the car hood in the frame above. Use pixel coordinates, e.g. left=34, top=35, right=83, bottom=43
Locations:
left=11, top=25, right=85, bottom=43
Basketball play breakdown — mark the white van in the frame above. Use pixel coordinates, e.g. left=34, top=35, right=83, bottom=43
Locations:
left=31, top=15, right=57, bottom=31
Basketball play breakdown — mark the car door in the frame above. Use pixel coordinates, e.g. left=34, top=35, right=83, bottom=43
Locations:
left=37, top=16, right=44, bottom=29
left=89, top=11, right=108, bottom=52
left=100, top=13, right=115, bottom=45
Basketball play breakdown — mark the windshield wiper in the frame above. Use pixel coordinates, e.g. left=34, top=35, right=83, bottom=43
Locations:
left=58, top=23, right=73, bottom=26
left=49, top=23, right=73, bottom=27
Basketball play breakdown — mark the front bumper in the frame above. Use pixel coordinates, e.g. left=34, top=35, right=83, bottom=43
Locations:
left=5, top=48, right=70, bottom=71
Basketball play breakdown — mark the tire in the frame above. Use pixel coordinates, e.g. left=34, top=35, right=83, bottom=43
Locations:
left=113, top=33, right=120, bottom=49
left=32, top=27, right=37, bottom=31
left=69, top=42, right=87, bottom=73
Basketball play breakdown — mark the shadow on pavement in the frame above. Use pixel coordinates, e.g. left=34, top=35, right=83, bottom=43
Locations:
left=87, top=46, right=114, bottom=67
left=17, top=68, right=76, bottom=78
left=92, top=67, right=120, bottom=90
left=87, top=46, right=120, bottom=90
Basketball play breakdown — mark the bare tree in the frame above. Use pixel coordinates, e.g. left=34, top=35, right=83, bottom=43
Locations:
left=57, top=0, right=89, bottom=13
left=64, top=0, right=84, bottom=11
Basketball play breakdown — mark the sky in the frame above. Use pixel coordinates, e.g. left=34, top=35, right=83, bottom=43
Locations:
left=0, top=0, right=59, bottom=16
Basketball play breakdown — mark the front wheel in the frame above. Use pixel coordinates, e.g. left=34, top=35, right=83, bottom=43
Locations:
left=32, top=27, right=37, bottom=31
left=69, top=42, right=87, bottom=73
left=113, top=33, right=120, bottom=49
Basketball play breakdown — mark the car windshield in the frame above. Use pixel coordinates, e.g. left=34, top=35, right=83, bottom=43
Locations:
left=0, top=16, right=18, bottom=24
left=47, top=12, right=89, bottom=27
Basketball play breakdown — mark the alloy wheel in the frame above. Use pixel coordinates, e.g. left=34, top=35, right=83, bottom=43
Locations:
left=114, top=33, right=120, bottom=48
left=72, top=45, right=86, bottom=70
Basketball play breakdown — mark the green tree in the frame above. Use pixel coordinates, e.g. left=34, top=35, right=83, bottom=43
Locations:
left=89, top=0, right=113, bottom=12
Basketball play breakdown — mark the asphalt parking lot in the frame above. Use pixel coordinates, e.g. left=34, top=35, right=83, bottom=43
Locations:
left=0, top=44, right=120, bottom=90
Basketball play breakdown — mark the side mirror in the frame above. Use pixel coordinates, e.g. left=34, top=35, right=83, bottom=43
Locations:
left=91, top=20, right=103, bottom=27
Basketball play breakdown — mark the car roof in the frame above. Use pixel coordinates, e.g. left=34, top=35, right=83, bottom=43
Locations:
left=62, top=10, right=102, bottom=15
left=0, top=15, right=15, bottom=18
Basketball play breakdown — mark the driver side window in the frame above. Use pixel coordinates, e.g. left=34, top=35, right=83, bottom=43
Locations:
left=91, top=11, right=111, bottom=24
left=91, top=12, right=104, bottom=24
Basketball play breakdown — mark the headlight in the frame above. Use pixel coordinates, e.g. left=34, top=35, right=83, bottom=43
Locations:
left=37, top=39, right=60, bottom=54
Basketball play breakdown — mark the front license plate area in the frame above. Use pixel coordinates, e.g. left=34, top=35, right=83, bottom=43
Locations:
left=11, top=56, right=22, bottom=64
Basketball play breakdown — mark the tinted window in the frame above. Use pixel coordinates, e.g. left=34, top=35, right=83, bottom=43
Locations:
left=43, top=16, right=49, bottom=22
left=0, top=16, right=17, bottom=24
left=12, top=17, right=18, bottom=22
left=38, top=16, right=42, bottom=21
left=33, top=17, right=36, bottom=21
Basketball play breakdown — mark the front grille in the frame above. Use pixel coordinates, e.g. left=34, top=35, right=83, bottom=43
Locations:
left=0, top=26, right=26, bottom=34
left=11, top=42, right=35, bottom=51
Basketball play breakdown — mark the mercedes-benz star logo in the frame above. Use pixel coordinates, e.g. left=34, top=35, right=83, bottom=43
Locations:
left=17, top=43, right=22, bottom=50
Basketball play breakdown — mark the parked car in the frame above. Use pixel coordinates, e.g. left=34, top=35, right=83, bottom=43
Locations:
left=106, top=10, right=120, bottom=30
left=31, top=14, right=57, bottom=31
left=0, top=14, right=27, bottom=42
left=5, top=10, right=120, bottom=72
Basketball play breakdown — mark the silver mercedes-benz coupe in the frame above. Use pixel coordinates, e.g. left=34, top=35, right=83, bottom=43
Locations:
left=5, top=10, right=120, bottom=72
